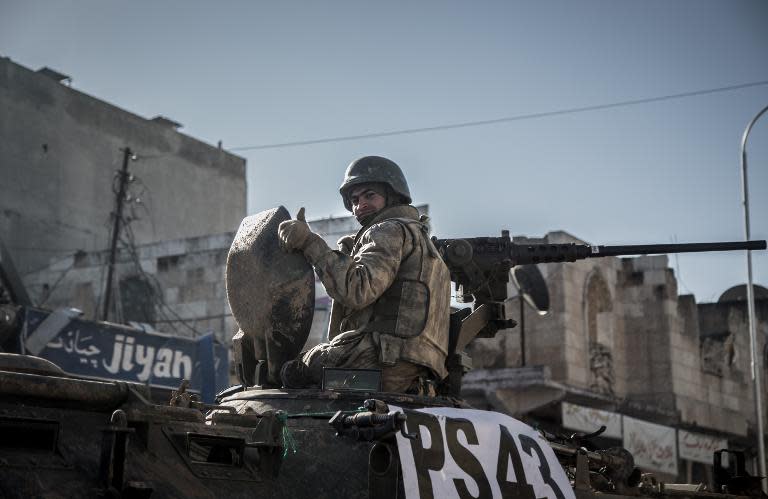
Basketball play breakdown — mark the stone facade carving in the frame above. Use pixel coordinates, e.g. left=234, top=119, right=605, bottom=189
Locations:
left=589, top=341, right=615, bottom=396
left=585, top=271, right=615, bottom=396
left=700, top=333, right=736, bottom=377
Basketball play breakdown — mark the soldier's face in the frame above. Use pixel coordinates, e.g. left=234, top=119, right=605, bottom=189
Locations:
left=350, top=185, right=386, bottom=219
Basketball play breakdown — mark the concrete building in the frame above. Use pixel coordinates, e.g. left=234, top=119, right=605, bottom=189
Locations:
left=23, top=232, right=237, bottom=344
left=463, top=231, right=768, bottom=483
left=0, top=56, right=246, bottom=292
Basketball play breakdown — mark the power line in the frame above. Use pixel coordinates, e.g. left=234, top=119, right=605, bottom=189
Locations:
left=229, top=79, right=768, bottom=152
left=119, top=215, right=207, bottom=338
left=102, top=147, right=133, bottom=321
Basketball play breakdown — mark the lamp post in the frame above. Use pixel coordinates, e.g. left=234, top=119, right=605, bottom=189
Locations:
left=740, top=104, right=768, bottom=486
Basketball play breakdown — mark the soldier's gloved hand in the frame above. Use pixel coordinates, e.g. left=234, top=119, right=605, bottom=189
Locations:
left=336, top=234, right=355, bottom=255
left=278, top=207, right=314, bottom=252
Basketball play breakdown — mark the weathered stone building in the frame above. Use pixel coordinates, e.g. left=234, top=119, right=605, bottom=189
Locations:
left=464, top=231, right=767, bottom=482
left=0, top=57, right=246, bottom=287
left=23, top=233, right=237, bottom=345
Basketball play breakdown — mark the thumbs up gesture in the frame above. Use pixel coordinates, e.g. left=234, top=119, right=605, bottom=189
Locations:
left=278, top=207, right=315, bottom=252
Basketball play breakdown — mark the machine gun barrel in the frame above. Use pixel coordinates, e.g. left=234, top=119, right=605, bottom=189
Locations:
left=434, top=235, right=767, bottom=396
left=547, top=441, right=630, bottom=471
left=509, top=240, right=766, bottom=266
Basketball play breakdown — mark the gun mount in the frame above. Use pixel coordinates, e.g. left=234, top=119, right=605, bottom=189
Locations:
left=434, top=233, right=767, bottom=396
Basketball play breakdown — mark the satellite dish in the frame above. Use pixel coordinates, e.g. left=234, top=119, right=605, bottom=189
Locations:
left=511, top=265, right=549, bottom=316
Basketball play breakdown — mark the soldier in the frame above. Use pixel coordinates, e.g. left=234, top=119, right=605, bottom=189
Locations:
left=277, top=156, right=451, bottom=394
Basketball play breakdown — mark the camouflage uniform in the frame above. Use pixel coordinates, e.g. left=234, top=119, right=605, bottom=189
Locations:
left=292, top=204, right=451, bottom=393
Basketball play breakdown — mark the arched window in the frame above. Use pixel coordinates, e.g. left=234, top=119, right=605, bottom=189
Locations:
left=584, top=271, right=614, bottom=396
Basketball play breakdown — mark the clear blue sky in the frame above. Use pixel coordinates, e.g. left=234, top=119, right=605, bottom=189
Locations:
left=2, top=0, right=767, bottom=302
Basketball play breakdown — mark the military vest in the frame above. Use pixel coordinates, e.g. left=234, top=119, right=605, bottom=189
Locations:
left=330, top=205, right=451, bottom=379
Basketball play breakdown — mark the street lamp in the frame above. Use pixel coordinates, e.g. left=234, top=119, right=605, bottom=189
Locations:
left=740, top=104, right=768, bottom=486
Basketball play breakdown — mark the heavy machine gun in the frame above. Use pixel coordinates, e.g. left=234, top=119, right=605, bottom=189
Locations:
left=433, top=232, right=767, bottom=396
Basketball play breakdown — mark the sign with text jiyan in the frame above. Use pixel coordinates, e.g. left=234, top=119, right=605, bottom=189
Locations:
left=24, top=307, right=228, bottom=396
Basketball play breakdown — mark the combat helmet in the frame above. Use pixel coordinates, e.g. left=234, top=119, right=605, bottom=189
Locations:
left=339, top=156, right=412, bottom=211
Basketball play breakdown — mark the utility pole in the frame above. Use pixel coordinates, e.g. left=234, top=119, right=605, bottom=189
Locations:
left=740, top=104, right=768, bottom=488
left=102, top=147, right=132, bottom=321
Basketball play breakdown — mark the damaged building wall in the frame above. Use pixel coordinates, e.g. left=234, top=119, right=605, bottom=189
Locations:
left=693, top=292, right=768, bottom=436
left=0, top=57, right=246, bottom=280
left=468, top=230, right=767, bottom=475
left=616, top=255, right=679, bottom=412
left=566, top=257, right=622, bottom=396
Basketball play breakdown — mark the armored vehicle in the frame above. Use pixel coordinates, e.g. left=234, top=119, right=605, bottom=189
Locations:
left=0, top=206, right=765, bottom=499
